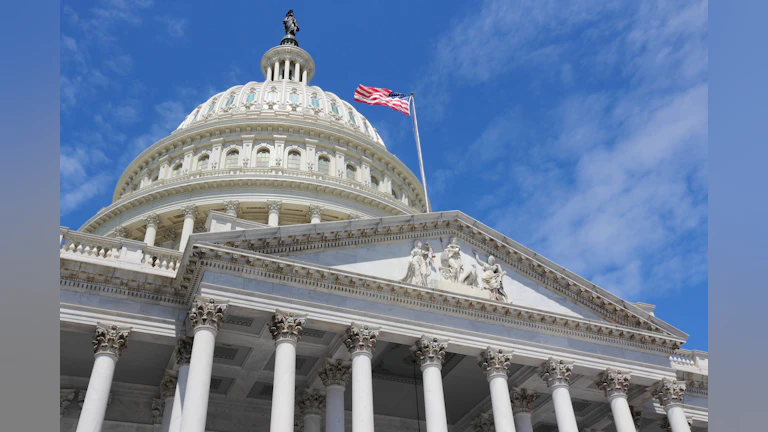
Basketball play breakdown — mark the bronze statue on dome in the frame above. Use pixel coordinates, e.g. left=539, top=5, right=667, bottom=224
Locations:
left=283, top=10, right=300, bottom=36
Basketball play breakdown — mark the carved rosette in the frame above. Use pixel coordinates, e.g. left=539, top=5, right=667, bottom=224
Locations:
left=268, top=309, right=307, bottom=343
left=187, top=297, right=228, bottom=332
left=596, top=368, right=631, bottom=399
left=472, top=413, right=495, bottom=432
left=111, top=225, right=128, bottom=238
left=306, top=204, right=324, bottom=219
left=92, top=324, right=131, bottom=358
left=174, top=338, right=193, bottom=366
left=160, top=371, right=177, bottom=399
left=144, top=213, right=161, bottom=227
left=319, top=358, right=351, bottom=388
left=267, top=200, right=283, bottom=214
left=182, top=204, right=198, bottom=219
left=413, top=336, right=448, bottom=368
left=653, top=378, right=686, bottom=408
left=477, top=347, right=512, bottom=379
left=344, top=323, right=379, bottom=356
left=539, top=358, right=573, bottom=389
left=223, top=200, right=240, bottom=216
left=297, top=388, right=326, bottom=416
left=511, top=388, right=537, bottom=414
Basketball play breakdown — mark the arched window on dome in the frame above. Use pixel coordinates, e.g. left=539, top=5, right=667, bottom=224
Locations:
left=198, top=155, right=209, bottom=171
left=370, top=175, right=380, bottom=190
left=287, top=151, right=301, bottom=170
left=266, top=89, right=278, bottom=102
left=172, top=163, right=183, bottom=177
left=346, top=164, right=357, bottom=181
left=310, top=95, right=320, bottom=108
left=331, top=102, right=340, bottom=116
left=347, top=110, right=357, bottom=125
left=256, top=149, right=270, bottom=168
left=225, top=150, right=239, bottom=168
left=225, top=95, right=235, bottom=107
left=318, top=156, right=330, bottom=175
left=207, top=101, right=217, bottom=114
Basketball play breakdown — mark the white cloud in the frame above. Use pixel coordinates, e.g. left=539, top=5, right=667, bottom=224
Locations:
left=156, top=16, right=188, bottom=41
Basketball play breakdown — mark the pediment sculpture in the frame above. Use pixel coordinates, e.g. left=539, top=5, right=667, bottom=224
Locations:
left=400, top=240, right=435, bottom=287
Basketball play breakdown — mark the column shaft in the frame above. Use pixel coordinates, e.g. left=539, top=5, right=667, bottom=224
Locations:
left=167, top=364, right=189, bottom=432
left=666, top=405, right=691, bottom=432
left=76, top=354, right=117, bottom=432
left=311, top=214, right=321, bottom=224
left=159, top=396, right=174, bottom=432
left=144, top=223, right=158, bottom=247
left=294, top=62, right=301, bottom=83
left=179, top=216, right=195, bottom=252
left=270, top=340, right=298, bottom=432
left=513, top=412, right=534, bottom=432
left=304, top=414, right=322, bottom=432
left=551, top=386, right=579, bottom=432
left=488, top=375, right=516, bottom=432
left=422, top=364, right=449, bottom=432
left=325, top=385, right=346, bottom=432
left=284, top=59, right=290, bottom=80
left=609, top=395, right=637, bottom=432
left=351, top=352, right=375, bottom=432
left=178, top=328, right=216, bottom=432
left=268, top=211, right=279, bottom=226
left=274, top=61, right=280, bottom=80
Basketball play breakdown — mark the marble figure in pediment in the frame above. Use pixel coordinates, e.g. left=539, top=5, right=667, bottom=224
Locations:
left=439, top=237, right=478, bottom=287
left=400, top=240, right=435, bottom=287
left=473, top=251, right=509, bottom=302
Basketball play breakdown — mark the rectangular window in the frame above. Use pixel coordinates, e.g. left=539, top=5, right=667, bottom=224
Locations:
left=289, top=93, right=299, bottom=104
left=311, top=96, right=320, bottom=108
left=246, top=93, right=256, bottom=103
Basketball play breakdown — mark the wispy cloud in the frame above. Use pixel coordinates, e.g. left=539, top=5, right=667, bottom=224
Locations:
left=156, top=16, right=189, bottom=43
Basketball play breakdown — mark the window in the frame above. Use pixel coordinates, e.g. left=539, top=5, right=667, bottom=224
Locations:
left=391, top=188, right=398, bottom=198
left=348, top=111, right=357, bottom=125
left=267, top=90, right=278, bottom=102
left=198, top=155, right=209, bottom=171
left=363, top=121, right=370, bottom=135
left=256, top=149, right=270, bottom=168
left=318, top=156, right=330, bottom=175
left=371, top=176, right=379, bottom=189
left=172, top=163, right=183, bottom=177
left=225, top=95, right=235, bottom=107
left=289, top=93, right=299, bottom=104
left=246, top=92, right=256, bottom=103
left=192, top=109, right=200, bottom=121
left=287, top=151, right=301, bottom=170
left=331, top=102, right=339, bottom=115
left=346, top=164, right=357, bottom=181
left=225, top=150, right=239, bottom=168
left=310, top=95, right=320, bottom=108
left=207, top=101, right=217, bottom=114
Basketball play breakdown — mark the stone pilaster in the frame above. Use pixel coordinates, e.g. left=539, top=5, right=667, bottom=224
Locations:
left=319, top=358, right=351, bottom=388
left=343, top=323, right=379, bottom=355
left=174, top=338, right=193, bottom=366
left=511, top=388, right=537, bottom=414
left=297, top=388, right=326, bottom=416
left=539, top=358, right=573, bottom=388
left=269, top=310, right=307, bottom=343
left=472, top=413, right=495, bottom=432
left=92, top=323, right=130, bottom=358
left=653, top=378, right=686, bottom=408
left=187, top=297, right=228, bottom=333
left=413, top=335, right=448, bottom=368
left=478, top=347, right=512, bottom=380
left=596, top=368, right=631, bottom=399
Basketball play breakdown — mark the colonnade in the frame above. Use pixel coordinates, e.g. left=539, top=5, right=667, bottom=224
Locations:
left=73, top=299, right=693, bottom=432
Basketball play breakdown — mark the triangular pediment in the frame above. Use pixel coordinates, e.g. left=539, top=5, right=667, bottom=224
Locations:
left=184, top=211, right=688, bottom=346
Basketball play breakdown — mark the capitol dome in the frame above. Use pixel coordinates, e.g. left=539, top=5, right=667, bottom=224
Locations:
left=78, top=39, right=427, bottom=249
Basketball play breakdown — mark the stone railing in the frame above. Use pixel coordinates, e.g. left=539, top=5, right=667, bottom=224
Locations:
left=60, top=227, right=181, bottom=276
left=670, top=349, right=708, bottom=375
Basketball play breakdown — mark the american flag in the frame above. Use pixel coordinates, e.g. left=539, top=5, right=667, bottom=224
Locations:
left=353, top=85, right=411, bottom=116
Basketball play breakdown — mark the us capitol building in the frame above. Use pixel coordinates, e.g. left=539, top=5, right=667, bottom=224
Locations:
left=59, top=14, right=708, bottom=432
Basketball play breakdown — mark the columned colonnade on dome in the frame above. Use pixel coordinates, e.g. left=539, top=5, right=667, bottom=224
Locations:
left=75, top=297, right=694, bottom=432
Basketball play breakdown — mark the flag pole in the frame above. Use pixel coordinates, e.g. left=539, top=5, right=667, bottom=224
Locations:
left=410, top=92, right=432, bottom=213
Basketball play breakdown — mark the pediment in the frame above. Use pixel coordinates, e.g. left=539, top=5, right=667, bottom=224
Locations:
left=185, top=211, right=688, bottom=344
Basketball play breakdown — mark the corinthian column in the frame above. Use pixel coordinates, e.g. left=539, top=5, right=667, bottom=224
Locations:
left=76, top=323, right=131, bottom=432
left=268, top=310, right=307, bottom=432
left=478, top=347, right=516, bottom=432
left=539, top=358, right=578, bottom=432
left=320, top=359, right=351, bottom=432
left=179, top=205, right=198, bottom=252
left=158, top=372, right=177, bottom=432
left=267, top=200, right=282, bottom=227
left=223, top=200, right=240, bottom=217
left=307, top=205, right=324, bottom=224
left=168, top=338, right=192, bottom=432
left=144, top=213, right=161, bottom=247
left=596, top=369, right=635, bottom=432
left=413, top=336, right=450, bottom=432
left=653, top=379, right=691, bottom=432
left=298, top=389, right=326, bottom=432
left=511, top=388, right=536, bottom=432
left=344, top=323, right=380, bottom=432
left=178, top=297, right=227, bottom=432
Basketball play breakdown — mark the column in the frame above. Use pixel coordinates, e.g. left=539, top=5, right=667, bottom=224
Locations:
left=274, top=60, right=280, bottom=80
left=168, top=339, right=192, bottom=432
left=267, top=67, right=273, bottom=82
left=223, top=200, right=240, bottom=217
left=268, top=310, right=307, bottom=432
left=477, top=347, right=516, bottom=432
left=158, top=372, right=177, bottom=432
left=297, top=389, right=325, bottom=432
left=302, top=70, right=308, bottom=84
left=284, top=58, right=290, bottom=81
left=539, top=358, right=579, bottom=432
left=307, top=205, right=324, bottom=224
left=178, top=297, right=228, bottom=432
left=144, top=213, right=161, bottom=247
left=596, top=369, right=635, bottom=432
left=653, top=379, right=691, bottom=432
left=267, top=200, right=282, bottom=227
left=511, top=388, right=536, bottom=432
left=320, top=359, right=351, bottom=432
left=294, top=62, right=301, bottom=83
left=179, top=205, right=197, bottom=252
left=414, top=336, right=450, bottom=432
left=76, top=323, right=131, bottom=432
left=344, top=323, right=380, bottom=432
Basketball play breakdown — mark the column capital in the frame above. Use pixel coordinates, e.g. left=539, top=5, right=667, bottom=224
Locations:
left=347, top=213, right=362, bottom=220
left=182, top=204, right=198, bottom=219
left=344, top=323, right=379, bottom=356
left=539, top=357, right=573, bottom=389
left=319, top=358, right=351, bottom=388
left=187, top=297, right=228, bottom=333
left=477, top=347, right=512, bottom=380
left=266, top=200, right=283, bottom=214
left=413, top=335, right=448, bottom=369
left=160, top=371, right=177, bottom=399
left=151, top=399, right=164, bottom=424
left=511, top=388, right=537, bottom=414
left=174, top=338, right=193, bottom=365
left=223, top=200, right=240, bottom=216
left=306, top=204, right=324, bottom=218
left=111, top=225, right=127, bottom=238
left=471, top=413, right=494, bottom=432
left=596, top=368, right=631, bottom=399
left=297, top=388, right=326, bottom=416
left=145, top=213, right=161, bottom=227
left=653, top=378, right=686, bottom=408
left=268, top=309, right=307, bottom=343
left=92, top=323, right=131, bottom=359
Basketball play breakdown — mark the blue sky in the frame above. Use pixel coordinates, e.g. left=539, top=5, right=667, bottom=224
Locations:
left=60, top=1, right=708, bottom=350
